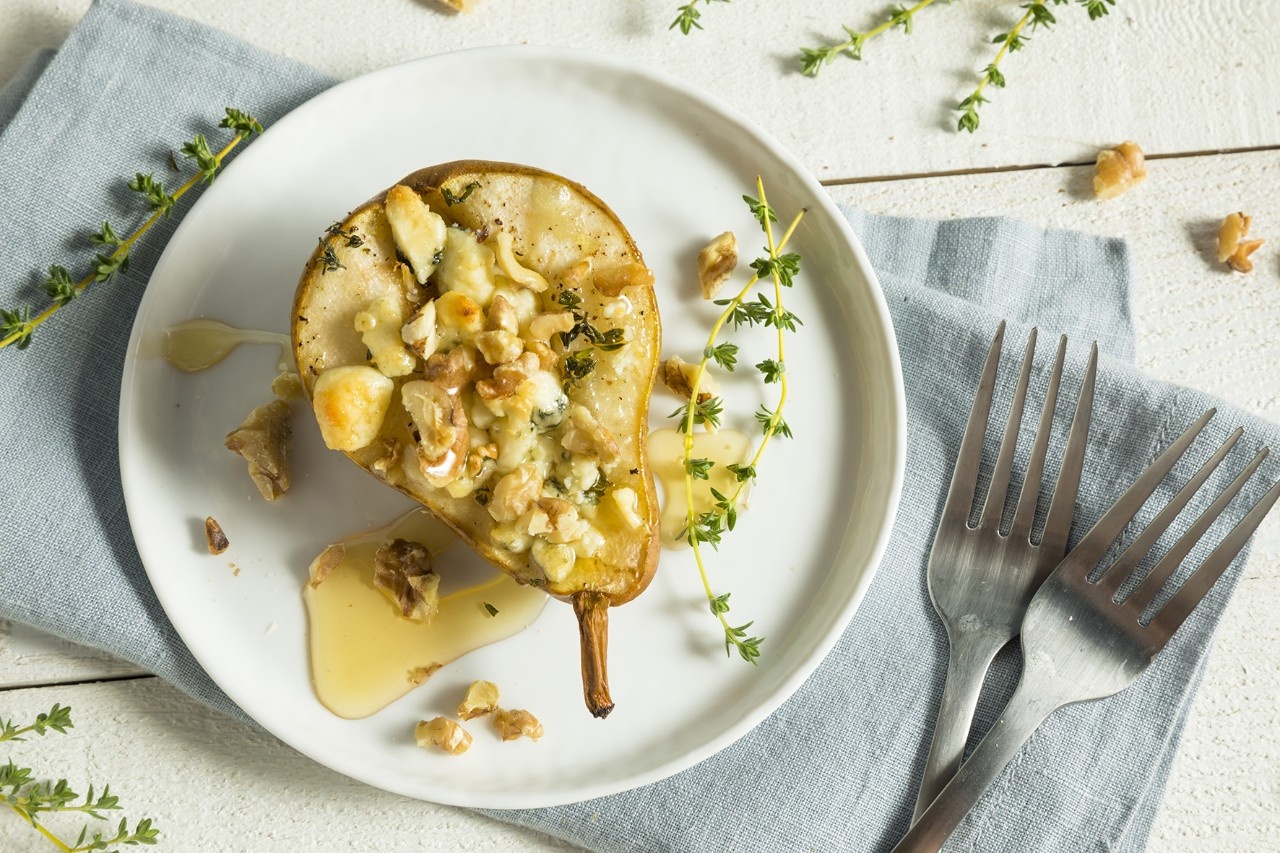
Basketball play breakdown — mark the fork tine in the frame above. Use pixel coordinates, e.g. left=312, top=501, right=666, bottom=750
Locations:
left=1009, top=335, right=1065, bottom=538
left=1063, top=408, right=1217, bottom=575
left=978, top=329, right=1037, bottom=529
left=942, top=322, right=1005, bottom=524
left=1096, top=429, right=1245, bottom=595
left=1125, top=446, right=1267, bottom=613
left=1039, top=341, right=1098, bottom=558
left=1151, top=472, right=1280, bottom=636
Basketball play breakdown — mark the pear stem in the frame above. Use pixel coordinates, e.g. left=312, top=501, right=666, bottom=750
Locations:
left=573, top=591, right=614, bottom=718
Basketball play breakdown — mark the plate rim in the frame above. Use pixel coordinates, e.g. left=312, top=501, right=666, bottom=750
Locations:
left=117, top=43, right=907, bottom=808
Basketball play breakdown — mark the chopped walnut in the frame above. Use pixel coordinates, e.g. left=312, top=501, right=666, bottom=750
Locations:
left=477, top=351, right=539, bottom=400
left=271, top=371, right=303, bottom=402
left=224, top=399, right=293, bottom=501
left=494, top=708, right=544, bottom=742
left=559, top=258, right=592, bottom=290
left=204, top=517, right=229, bottom=555
left=401, top=300, right=439, bottom=360
left=401, top=380, right=467, bottom=482
left=408, top=664, right=441, bottom=685
left=561, top=404, right=621, bottom=467
left=1093, top=141, right=1146, bottom=200
left=528, top=311, right=575, bottom=342
left=489, top=463, right=543, bottom=524
left=661, top=356, right=717, bottom=404
left=372, top=538, right=441, bottom=622
left=697, top=231, right=738, bottom=300
left=368, top=438, right=404, bottom=485
left=595, top=261, right=654, bottom=297
left=526, top=340, right=556, bottom=371
left=458, top=680, right=500, bottom=720
left=486, top=295, right=519, bottom=334
left=1218, top=212, right=1264, bottom=273
left=307, top=543, right=345, bottom=587
left=537, top=497, right=591, bottom=544
left=422, top=346, right=477, bottom=391
left=415, top=717, right=472, bottom=755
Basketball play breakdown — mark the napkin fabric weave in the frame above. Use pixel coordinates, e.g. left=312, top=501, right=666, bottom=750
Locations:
left=3, top=2, right=1275, bottom=851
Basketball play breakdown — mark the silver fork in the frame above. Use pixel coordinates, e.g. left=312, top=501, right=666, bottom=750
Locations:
left=895, top=409, right=1280, bottom=852
left=913, top=322, right=1097, bottom=821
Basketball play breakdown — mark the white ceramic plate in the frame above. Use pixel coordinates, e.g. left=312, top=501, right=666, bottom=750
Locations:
left=118, top=47, right=905, bottom=808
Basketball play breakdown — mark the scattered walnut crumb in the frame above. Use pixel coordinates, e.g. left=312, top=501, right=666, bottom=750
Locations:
left=271, top=371, right=303, bottom=401
left=661, top=356, right=717, bottom=404
left=494, top=708, right=544, bottom=742
left=697, top=231, right=738, bottom=300
left=408, top=664, right=442, bottom=685
left=1217, top=212, right=1264, bottom=273
left=434, top=0, right=479, bottom=12
left=415, top=717, right=472, bottom=755
left=204, top=516, right=229, bottom=555
left=307, top=544, right=345, bottom=588
left=458, top=680, right=500, bottom=720
left=224, top=399, right=293, bottom=500
left=1092, top=141, right=1146, bottom=200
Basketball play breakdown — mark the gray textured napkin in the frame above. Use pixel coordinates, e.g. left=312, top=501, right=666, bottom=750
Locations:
left=2, top=2, right=1274, bottom=851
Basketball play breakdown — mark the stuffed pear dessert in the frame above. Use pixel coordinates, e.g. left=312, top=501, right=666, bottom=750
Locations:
left=292, top=161, right=661, bottom=718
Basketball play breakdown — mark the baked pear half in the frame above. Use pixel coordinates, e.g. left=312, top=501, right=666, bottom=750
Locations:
left=293, top=161, right=661, bottom=718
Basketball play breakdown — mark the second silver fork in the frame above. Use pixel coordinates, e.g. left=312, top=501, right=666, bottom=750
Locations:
left=912, top=322, right=1098, bottom=821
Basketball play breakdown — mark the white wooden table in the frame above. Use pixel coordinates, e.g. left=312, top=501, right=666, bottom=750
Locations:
left=3, top=1, right=1278, bottom=849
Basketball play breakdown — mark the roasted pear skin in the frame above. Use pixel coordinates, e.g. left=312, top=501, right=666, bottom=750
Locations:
left=293, top=161, right=661, bottom=717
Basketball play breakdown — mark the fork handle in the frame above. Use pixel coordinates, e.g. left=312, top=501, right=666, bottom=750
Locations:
left=911, top=631, right=1007, bottom=823
left=893, top=680, right=1057, bottom=853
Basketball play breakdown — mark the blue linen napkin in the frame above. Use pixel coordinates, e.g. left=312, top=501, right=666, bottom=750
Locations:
left=2, top=2, right=1275, bottom=850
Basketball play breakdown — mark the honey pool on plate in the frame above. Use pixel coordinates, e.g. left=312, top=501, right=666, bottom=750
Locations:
left=303, top=509, right=548, bottom=719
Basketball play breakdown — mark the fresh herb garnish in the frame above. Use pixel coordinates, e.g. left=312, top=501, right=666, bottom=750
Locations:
left=1, top=107, right=264, bottom=352
left=670, top=0, right=731, bottom=34
left=675, top=177, right=805, bottom=664
left=800, top=0, right=940, bottom=77
left=483, top=602, right=499, bottom=617
left=796, top=0, right=1117, bottom=132
left=556, top=289, right=628, bottom=390
left=1, top=705, right=160, bottom=850
left=317, top=241, right=345, bottom=274
left=442, top=181, right=480, bottom=206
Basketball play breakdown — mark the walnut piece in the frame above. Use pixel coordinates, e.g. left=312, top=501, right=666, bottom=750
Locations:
left=307, top=543, right=345, bottom=588
left=489, top=463, right=543, bottom=524
left=477, top=351, right=539, bottom=400
left=494, top=708, right=544, bottom=742
left=204, top=517, right=229, bottom=555
left=661, top=356, right=717, bottom=404
left=458, top=680, right=500, bottom=720
left=1093, top=141, right=1146, bottom=200
left=1218, top=212, right=1264, bottom=273
left=560, top=404, right=621, bottom=467
left=224, top=399, right=293, bottom=500
left=697, top=231, right=738, bottom=300
left=408, top=664, right=441, bottom=685
left=415, top=717, right=472, bottom=755
left=372, top=538, right=440, bottom=622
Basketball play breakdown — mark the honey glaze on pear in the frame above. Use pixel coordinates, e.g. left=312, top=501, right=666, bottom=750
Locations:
left=292, top=162, right=661, bottom=717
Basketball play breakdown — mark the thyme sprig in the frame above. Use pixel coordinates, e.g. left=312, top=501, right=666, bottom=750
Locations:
left=957, top=0, right=1115, bottom=131
left=793, top=0, right=1117, bottom=131
left=555, top=289, right=627, bottom=390
left=1, top=107, right=264, bottom=352
left=670, top=0, right=730, bottom=34
left=675, top=177, right=806, bottom=664
left=800, top=0, right=941, bottom=78
left=2, top=705, right=160, bottom=851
